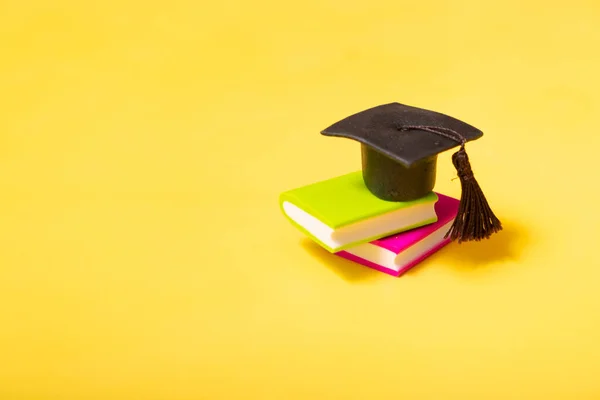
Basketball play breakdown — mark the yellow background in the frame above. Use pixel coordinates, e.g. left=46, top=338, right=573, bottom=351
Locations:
left=1, top=0, right=599, bottom=398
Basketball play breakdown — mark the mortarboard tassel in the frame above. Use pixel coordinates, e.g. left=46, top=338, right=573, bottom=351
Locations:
left=446, top=144, right=503, bottom=242
left=400, top=125, right=503, bottom=243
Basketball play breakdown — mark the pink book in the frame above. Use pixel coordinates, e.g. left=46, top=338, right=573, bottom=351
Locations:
left=336, top=193, right=459, bottom=277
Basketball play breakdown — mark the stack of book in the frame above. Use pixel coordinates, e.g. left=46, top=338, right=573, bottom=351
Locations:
left=279, top=101, right=502, bottom=276
left=279, top=171, right=459, bottom=277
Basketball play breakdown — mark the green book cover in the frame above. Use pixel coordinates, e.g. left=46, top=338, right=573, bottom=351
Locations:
left=279, top=171, right=438, bottom=252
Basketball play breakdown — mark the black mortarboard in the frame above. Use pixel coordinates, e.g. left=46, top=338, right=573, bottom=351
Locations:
left=320, top=102, right=502, bottom=242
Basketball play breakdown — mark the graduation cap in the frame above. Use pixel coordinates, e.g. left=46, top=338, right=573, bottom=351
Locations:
left=320, top=102, right=502, bottom=243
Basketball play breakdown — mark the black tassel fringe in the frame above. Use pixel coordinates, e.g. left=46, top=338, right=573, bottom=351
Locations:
left=445, top=146, right=503, bottom=243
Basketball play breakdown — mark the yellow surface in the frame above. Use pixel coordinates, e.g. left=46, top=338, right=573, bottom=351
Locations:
left=1, top=0, right=600, bottom=398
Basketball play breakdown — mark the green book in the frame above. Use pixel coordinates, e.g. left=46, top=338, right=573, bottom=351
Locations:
left=279, top=171, right=438, bottom=253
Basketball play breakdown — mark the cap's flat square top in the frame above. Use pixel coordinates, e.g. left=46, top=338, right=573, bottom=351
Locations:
left=320, top=102, right=483, bottom=166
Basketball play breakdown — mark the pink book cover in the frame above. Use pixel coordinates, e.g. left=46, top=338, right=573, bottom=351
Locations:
left=336, top=193, right=459, bottom=277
